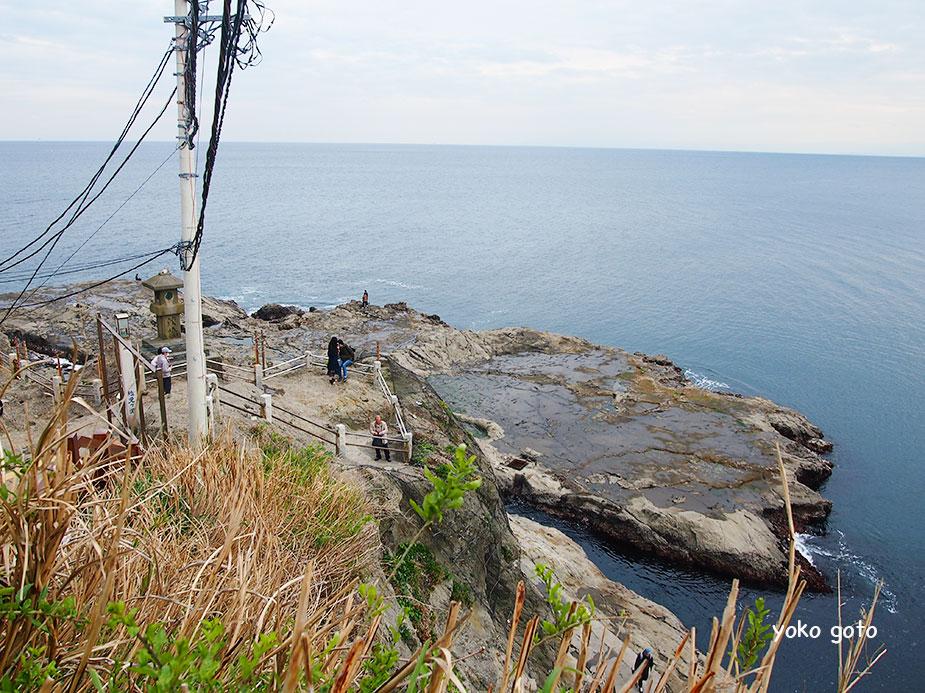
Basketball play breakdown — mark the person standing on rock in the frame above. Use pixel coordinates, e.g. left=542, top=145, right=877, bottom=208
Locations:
left=337, top=339, right=355, bottom=382
left=327, top=337, right=340, bottom=385
left=362, top=290, right=368, bottom=308
left=151, top=346, right=172, bottom=395
left=633, top=649, right=654, bottom=691
left=370, top=415, right=391, bottom=461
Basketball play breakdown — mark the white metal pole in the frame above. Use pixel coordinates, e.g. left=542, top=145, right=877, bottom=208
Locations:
left=172, top=0, right=208, bottom=446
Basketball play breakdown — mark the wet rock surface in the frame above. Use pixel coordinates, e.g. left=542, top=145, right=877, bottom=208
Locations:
left=429, top=350, right=833, bottom=587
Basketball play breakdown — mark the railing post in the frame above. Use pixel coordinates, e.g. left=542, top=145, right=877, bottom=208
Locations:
left=51, top=376, right=63, bottom=405
left=306, top=354, right=313, bottom=370
left=404, top=431, right=413, bottom=461
left=336, top=424, right=346, bottom=457
left=91, top=378, right=103, bottom=406
left=205, top=374, right=219, bottom=424
left=206, top=394, right=214, bottom=431
left=255, top=362, right=264, bottom=389
left=260, top=393, right=273, bottom=422
left=157, top=370, right=168, bottom=439
left=374, top=359, right=382, bottom=376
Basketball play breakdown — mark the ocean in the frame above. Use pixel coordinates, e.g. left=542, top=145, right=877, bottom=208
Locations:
left=2, top=141, right=923, bottom=691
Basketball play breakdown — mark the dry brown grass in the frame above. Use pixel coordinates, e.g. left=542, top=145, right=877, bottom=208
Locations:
left=0, top=368, right=378, bottom=689
left=0, top=368, right=884, bottom=692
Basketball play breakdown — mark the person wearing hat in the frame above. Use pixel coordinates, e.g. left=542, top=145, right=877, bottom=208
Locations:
left=151, top=346, right=173, bottom=395
left=633, top=649, right=654, bottom=691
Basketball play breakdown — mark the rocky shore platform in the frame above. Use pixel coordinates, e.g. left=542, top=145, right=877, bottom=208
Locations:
left=1, top=283, right=834, bottom=592
left=282, top=298, right=834, bottom=590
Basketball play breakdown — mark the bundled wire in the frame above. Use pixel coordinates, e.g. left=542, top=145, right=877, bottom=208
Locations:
left=182, top=0, right=273, bottom=271
left=1, top=0, right=274, bottom=320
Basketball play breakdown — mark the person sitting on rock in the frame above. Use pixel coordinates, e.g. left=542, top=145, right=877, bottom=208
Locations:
left=370, top=415, right=391, bottom=461
left=633, top=649, right=654, bottom=691
left=337, top=339, right=355, bottom=382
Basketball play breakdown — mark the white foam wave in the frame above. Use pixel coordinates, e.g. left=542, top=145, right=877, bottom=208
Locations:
left=795, top=531, right=898, bottom=613
left=684, top=369, right=730, bottom=391
left=794, top=533, right=816, bottom=566
left=374, top=279, right=426, bottom=290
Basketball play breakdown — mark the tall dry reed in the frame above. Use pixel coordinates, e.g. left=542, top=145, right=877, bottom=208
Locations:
left=0, top=370, right=884, bottom=692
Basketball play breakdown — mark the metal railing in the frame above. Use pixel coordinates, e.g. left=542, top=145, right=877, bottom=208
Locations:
left=215, top=384, right=338, bottom=448
left=4, top=332, right=413, bottom=460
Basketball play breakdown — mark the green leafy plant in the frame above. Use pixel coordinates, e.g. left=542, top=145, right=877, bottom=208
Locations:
left=409, top=444, right=481, bottom=525
left=534, top=563, right=595, bottom=643
left=411, top=440, right=438, bottom=466
left=732, top=597, right=773, bottom=673
left=386, top=543, right=447, bottom=640
left=106, top=603, right=231, bottom=690
left=450, top=580, right=473, bottom=607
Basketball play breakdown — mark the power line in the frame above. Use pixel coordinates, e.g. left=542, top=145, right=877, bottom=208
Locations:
left=7, top=247, right=178, bottom=311
left=0, top=46, right=175, bottom=273
left=0, top=249, right=178, bottom=284
left=23, top=144, right=179, bottom=294
left=0, top=87, right=177, bottom=324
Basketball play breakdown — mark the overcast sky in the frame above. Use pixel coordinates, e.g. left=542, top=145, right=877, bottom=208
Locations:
left=1, top=0, right=923, bottom=156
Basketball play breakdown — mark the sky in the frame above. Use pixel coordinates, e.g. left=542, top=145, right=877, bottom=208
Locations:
left=1, top=0, right=923, bottom=156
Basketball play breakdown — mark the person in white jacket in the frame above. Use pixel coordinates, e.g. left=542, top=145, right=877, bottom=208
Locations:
left=151, top=346, right=172, bottom=395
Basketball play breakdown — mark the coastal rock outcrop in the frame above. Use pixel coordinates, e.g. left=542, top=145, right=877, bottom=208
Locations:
left=252, top=303, right=305, bottom=322
left=1, top=285, right=835, bottom=592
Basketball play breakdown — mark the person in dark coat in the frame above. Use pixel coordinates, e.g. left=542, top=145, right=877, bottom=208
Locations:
left=337, top=339, right=355, bottom=382
left=327, top=337, right=340, bottom=385
left=633, top=649, right=654, bottom=691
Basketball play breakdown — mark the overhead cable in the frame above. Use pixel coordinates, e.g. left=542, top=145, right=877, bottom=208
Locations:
left=182, top=0, right=273, bottom=271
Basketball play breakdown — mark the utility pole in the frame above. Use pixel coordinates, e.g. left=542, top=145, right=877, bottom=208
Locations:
left=170, top=0, right=207, bottom=445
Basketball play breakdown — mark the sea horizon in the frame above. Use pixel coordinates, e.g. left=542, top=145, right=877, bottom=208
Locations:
left=3, top=138, right=923, bottom=160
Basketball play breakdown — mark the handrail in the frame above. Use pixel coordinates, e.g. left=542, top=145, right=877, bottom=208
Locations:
left=270, top=401, right=336, bottom=435
left=263, top=354, right=304, bottom=373
left=207, top=359, right=253, bottom=374
left=344, top=430, right=406, bottom=444
left=221, top=399, right=261, bottom=418
left=263, top=365, right=303, bottom=380
left=216, top=384, right=255, bottom=400
left=97, top=314, right=157, bottom=374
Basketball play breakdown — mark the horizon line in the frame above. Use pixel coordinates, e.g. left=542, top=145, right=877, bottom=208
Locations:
left=1, top=139, right=923, bottom=160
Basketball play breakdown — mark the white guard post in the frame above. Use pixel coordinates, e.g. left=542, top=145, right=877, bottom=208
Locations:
left=118, top=342, right=139, bottom=431
left=205, top=373, right=219, bottom=428
left=336, top=424, right=346, bottom=457
left=404, top=431, right=413, bottom=460
left=91, top=379, right=103, bottom=406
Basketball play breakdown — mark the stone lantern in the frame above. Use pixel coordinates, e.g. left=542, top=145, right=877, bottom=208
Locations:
left=141, top=268, right=185, bottom=358
left=142, top=269, right=184, bottom=339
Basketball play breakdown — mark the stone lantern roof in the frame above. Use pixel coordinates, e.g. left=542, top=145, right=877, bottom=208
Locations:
left=141, top=268, right=183, bottom=292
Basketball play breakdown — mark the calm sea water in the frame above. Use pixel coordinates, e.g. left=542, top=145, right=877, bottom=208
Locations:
left=2, top=142, right=923, bottom=691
